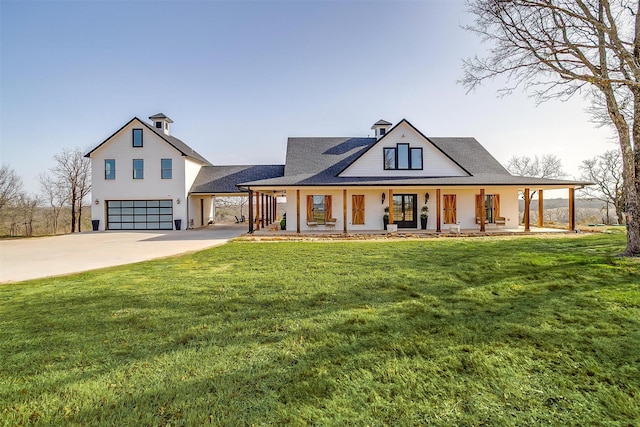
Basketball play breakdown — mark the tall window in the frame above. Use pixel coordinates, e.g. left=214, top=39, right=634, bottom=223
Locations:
left=383, top=144, right=423, bottom=170
left=476, top=194, right=501, bottom=223
left=105, top=159, right=116, bottom=180
left=306, top=195, right=332, bottom=225
left=161, top=158, right=172, bottom=179
left=132, top=129, right=143, bottom=147
left=133, top=159, right=144, bottom=179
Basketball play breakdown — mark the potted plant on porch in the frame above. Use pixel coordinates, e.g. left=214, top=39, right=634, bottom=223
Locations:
left=383, top=207, right=389, bottom=230
left=420, top=206, right=429, bottom=230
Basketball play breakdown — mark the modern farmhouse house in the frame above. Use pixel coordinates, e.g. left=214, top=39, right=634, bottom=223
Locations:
left=86, top=114, right=586, bottom=233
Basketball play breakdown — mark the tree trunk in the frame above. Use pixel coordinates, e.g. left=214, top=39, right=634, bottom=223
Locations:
left=70, top=188, right=77, bottom=233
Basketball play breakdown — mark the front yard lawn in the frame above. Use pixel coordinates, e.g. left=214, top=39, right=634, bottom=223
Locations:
left=1, top=234, right=638, bottom=426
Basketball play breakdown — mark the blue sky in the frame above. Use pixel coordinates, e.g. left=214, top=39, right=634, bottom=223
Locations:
left=1, top=0, right=613, bottom=194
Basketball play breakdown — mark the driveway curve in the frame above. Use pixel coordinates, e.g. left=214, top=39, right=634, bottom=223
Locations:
left=0, top=224, right=246, bottom=283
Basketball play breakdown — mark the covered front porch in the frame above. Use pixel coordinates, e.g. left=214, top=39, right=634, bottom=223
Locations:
left=244, top=185, right=580, bottom=235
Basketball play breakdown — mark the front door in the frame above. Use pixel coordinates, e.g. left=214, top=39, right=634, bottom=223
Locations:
left=392, top=194, right=417, bottom=228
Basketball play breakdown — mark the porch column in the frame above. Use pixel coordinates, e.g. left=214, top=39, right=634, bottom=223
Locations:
left=212, top=196, right=216, bottom=224
left=248, top=190, right=254, bottom=233
left=260, top=193, right=267, bottom=227
left=268, top=195, right=272, bottom=225
left=273, top=195, right=277, bottom=222
left=343, top=189, right=347, bottom=234
left=388, top=189, right=394, bottom=224
left=524, top=188, right=531, bottom=232
left=479, top=188, right=486, bottom=232
left=569, top=187, right=576, bottom=231
left=261, top=193, right=266, bottom=226
left=538, top=190, right=544, bottom=227
left=296, top=189, right=301, bottom=233
left=436, top=188, right=441, bottom=232
left=255, top=191, right=261, bottom=231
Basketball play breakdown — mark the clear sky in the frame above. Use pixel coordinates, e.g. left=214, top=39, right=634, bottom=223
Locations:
left=1, top=0, right=614, bottom=195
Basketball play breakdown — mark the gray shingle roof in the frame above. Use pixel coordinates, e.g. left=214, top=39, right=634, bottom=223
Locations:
left=148, top=126, right=211, bottom=165
left=190, top=164, right=285, bottom=193
left=429, top=137, right=510, bottom=175
left=239, top=132, right=587, bottom=188
left=373, top=119, right=392, bottom=126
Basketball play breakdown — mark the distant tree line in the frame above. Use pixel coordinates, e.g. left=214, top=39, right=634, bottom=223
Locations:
left=0, top=147, right=91, bottom=237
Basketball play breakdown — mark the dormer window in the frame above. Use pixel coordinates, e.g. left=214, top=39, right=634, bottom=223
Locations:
left=380, top=128, right=386, bottom=136
left=155, top=121, right=162, bottom=129
left=384, top=144, right=423, bottom=170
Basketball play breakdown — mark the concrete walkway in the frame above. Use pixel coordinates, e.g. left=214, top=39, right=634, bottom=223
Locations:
left=0, top=224, right=246, bottom=283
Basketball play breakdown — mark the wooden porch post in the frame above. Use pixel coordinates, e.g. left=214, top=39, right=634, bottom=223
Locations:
left=296, top=190, right=301, bottom=233
left=248, top=190, right=254, bottom=233
left=436, top=189, right=441, bottom=232
left=479, top=188, right=486, bottom=232
left=524, top=188, right=530, bottom=232
left=261, top=193, right=266, bottom=226
left=538, top=190, right=544, bottom=227
left=273, top=195, right=277, bottom=222
left=388, top=189, right=394, bottom=224
left=343, top=189, right=347, bottom=234
left=569, top=187, right=575, bottom=231
left=255, top=191, right=260, bottom=231
left=266, top=195, right=270, bottom=225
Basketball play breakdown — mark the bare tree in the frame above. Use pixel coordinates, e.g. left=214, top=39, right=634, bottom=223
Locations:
left=16, top=193, right=39, bottom=237
left=462, top=0, right=640, bottom=256
left=580, top=149, right=625, bottom=224
left=0, top=164, right=23, bottom=211
left=507, top=154, right=565, bottom=210
left=52, top=148, right=91, bottom=233
left=39, top=172, right=67, bottom=234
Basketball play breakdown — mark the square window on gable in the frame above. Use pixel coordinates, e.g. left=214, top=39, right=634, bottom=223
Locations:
left=132, top=129, right=143, bottom=147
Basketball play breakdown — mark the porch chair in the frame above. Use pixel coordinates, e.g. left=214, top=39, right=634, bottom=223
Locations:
left=495, top=216, right=506, bottom=226
left=325, top=218, right=337, bottom=231
left=306, top=221, right=318, bottom=230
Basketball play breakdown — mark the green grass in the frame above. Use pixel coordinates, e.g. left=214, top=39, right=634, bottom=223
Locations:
left=1, top=234, right=639, bottom=426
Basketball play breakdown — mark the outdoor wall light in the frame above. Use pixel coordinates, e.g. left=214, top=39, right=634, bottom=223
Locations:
left=381, top=192, right=386, bottom=204
left=94, top=199, right=99, bottom=205
left=176, top=198, right=181, bottom=204
left=424, top=192, right=430, bottom=204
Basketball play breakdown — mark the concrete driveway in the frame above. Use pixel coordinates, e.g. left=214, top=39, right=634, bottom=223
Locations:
left=0, top=224, right=247, bottom=283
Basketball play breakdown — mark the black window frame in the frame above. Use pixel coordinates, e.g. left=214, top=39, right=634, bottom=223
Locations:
left=132, top=129, right=143, bottom=147
left=133, top=159, right=144, bottom=179
left=383, top=148, right=396, bottom=170
left=155, top=121, right=162, bottom=129
left=383, top=144, right=424, bottom=171
left=105, top=159, right=116, bottom=180
left=161, top=158, right=172, bottom=179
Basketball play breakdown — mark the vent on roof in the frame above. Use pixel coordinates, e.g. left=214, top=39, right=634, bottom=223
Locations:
left=149, top=113, right=173, bottom=136
left=371, top=119, right=392, bottom=140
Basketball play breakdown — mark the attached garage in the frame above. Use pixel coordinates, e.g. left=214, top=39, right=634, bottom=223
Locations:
left=106, top=200, right=173, bottom=230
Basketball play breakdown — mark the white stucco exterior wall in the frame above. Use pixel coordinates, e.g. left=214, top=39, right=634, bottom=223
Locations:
left=284, top=187, right=520, bottom=232
left=88, top=119, right=199, bottom=231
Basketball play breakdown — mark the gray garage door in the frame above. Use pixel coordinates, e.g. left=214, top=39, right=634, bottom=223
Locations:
left=107, top=200, right=173, bottom=230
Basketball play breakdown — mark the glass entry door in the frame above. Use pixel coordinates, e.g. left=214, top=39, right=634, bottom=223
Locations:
left=392, top=194, right=417, bottom=228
